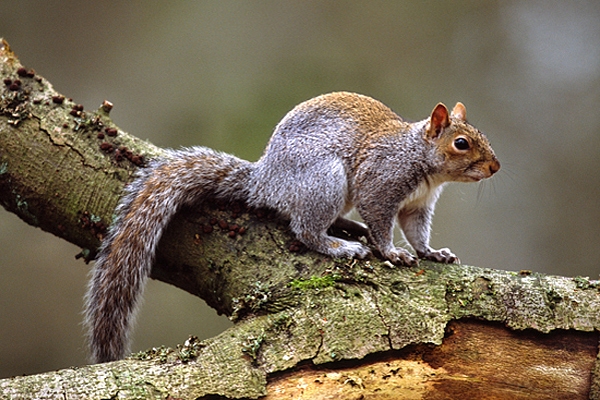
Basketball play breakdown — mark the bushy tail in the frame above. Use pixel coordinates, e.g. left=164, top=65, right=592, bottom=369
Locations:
left=84, top=147, right=252, bottom=363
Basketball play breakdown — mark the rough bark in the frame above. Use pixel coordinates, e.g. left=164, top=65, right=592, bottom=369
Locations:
left=1, top=38, right=599, bottom=399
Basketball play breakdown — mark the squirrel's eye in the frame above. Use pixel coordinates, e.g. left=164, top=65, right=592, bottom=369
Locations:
left=454, top=137, right=470, bottom=150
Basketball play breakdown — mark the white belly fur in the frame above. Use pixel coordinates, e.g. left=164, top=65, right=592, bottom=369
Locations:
left=399, top=177, right=446, bottom=210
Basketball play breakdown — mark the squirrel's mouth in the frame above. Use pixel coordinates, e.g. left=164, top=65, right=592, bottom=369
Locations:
left=462, top=175, right=484, bottom=183
left=457, top=170, right=489, bottom=183
left=464, top=159, right=500, bottom=182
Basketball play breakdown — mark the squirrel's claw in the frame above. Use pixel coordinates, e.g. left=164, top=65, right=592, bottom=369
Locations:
left=383, top=247, right=419, bottom=267
left=419, top=247, right=460, bottom=264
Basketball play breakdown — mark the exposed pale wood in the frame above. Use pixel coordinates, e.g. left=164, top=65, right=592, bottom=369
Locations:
left=267, top=320, right=598, bottom=399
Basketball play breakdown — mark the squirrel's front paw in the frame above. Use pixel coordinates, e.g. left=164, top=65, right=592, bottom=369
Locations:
left=383, top=247, right=418, bottom=266
left=418, top=247, right=460, bottom=264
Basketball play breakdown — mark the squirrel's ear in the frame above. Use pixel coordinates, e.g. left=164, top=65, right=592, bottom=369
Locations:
left=427, top=103, right=450, bottom=139
left=451, top=102, right=467, bottom=121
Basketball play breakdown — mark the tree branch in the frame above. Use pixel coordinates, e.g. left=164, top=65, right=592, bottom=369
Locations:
left=1, top=38, right=599, bottom=399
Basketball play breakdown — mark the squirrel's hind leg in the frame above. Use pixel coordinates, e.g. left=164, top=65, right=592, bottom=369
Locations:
left=287, top=166, right=370, bottom=260
left=292, top=222, right=371, bottom=259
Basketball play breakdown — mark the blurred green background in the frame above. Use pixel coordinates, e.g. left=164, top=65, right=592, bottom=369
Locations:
left=1, top=1, right=599, bottom=377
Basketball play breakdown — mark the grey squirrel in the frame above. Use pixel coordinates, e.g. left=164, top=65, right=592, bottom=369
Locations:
left=85, top=91, right=500, bottom=363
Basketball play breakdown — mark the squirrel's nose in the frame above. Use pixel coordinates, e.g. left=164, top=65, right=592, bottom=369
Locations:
left=488, top=158, right=500, bottom=175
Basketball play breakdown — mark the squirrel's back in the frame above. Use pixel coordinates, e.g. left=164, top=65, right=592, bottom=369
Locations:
left=267, top=92, right=406, bottom=144
left=246, top=92, right=422, bottom=215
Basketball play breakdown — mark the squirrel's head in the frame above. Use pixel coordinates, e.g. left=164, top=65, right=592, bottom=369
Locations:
left=425, top=102, right=500, bottom=183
